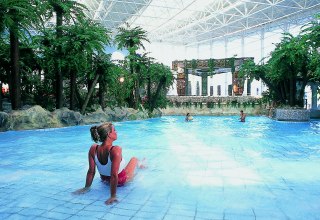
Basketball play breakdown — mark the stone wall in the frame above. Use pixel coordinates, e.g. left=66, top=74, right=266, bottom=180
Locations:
left=274, top=109, right=310, bottom=121
left=0, top=105, right=161, bottom=132
left=166, top=95, right=261, bottom=104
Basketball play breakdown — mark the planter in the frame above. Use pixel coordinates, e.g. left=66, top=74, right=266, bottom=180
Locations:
left=274, top=108, right=310, bottom=121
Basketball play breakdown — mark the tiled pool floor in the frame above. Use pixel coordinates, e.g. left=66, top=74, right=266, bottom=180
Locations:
left=1, top=117, right=320, bottom=219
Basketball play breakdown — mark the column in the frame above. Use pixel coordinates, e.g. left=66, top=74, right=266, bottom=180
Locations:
left=241, top=34, right=244, bottom=58
left=224, top=38, right=228, bottom=96
left=311, top=83, right=318, bottom=109
left=197, top=44, right=200, bottom=59
left=260, top=27, right=265, bottom=63
left=224, top=37, right=228, bottom=58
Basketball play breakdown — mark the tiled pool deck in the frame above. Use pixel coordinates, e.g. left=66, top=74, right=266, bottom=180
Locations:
left=1, top=117, right=320, bottom=220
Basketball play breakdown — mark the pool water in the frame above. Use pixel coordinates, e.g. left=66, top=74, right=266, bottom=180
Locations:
left=0, top=116, right=320, bottom=220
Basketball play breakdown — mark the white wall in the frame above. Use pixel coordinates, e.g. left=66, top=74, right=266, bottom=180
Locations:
left=250, top=79, right=267, bottom=97
left=187, top=74, right=202, bottom=96
left=207, top=72, right=232, bottom=96
left=184, top=72, right=266, bottom=97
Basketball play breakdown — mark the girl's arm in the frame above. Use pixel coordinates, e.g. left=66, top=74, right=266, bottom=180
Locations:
left=105, top=147, right=122, bottom=205
left=73, top=145, right=96, bottom=194
left=85, top=146, right=96, bottom=187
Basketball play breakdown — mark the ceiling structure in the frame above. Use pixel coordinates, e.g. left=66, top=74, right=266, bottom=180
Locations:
left=78, top=0, right=320, bottom=46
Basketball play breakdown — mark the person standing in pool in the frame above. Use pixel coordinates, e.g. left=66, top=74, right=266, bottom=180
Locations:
left=239, top=110, right=246, bottom=122
left=185, top=113, right=193, bottom=121
left=73, top=122, right=143, bottom=205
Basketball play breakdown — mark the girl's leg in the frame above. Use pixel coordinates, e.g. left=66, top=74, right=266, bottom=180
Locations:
left=124, top=157, right=138, bottom=182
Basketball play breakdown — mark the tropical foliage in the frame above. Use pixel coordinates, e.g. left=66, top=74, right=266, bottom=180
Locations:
left=0, top=0, right=173, bottom=114
left=0, top=0, right=42, bottom=109
left=115, top=23, right=150, bottom=109
left=239, top=14, right=320, bottom=107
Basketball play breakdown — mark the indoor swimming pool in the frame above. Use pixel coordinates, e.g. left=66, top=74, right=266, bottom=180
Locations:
left=0, top=116, right=319, bottom=220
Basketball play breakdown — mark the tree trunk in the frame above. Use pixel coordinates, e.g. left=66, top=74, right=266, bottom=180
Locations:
left=283, top=80, right=289, bottom=104
left=75, top=86, right=83, bottom=109
left=98, top=79, right=105, bottom=109
left=150, top=76, right=166, bottom=112
left=87, top=74, right=94, bottom=91
left=134, top=77, right=140, bottom=109
left=55, top=9, right=63, bottom=109
left=128, top=61, right=135, bottom=108
left=0, top=82, right=3, bottom=111
left=147, top=76, right=151, bottom=111
left=81, top=73, right=100, bottom=114
left=289, top=77, right=295, bottom=106
left=70, top=70, right=76, bottom=110
left=9, top=28, right=21, bottom=110
left=278, top=84, right=286, bottom=104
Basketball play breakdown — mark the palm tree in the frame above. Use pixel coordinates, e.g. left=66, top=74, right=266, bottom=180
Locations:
left=31, top=28, right=57, bottom=110
left=95, top=53, right=113, bottom=109
left=0, top=37, right=10, bottom=111
left=0, top=0, right=40, bottom=110
left=148, top=63, right=173, bottom=112
left=60, top=19, right=111, bottom=110
left=115, top=23, right=150, bottom=109
left=45, top=0, right=86, bottom=109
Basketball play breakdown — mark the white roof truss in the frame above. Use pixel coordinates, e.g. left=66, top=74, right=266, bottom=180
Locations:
left=77, top=0, right=320, bottom=46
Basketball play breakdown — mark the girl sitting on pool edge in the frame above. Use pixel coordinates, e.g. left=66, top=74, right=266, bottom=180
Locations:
left=73, top=122, right=144, bottom=205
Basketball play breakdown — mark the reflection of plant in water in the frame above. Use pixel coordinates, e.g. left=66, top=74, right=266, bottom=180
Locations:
left=207, top=102, right=215, bottom=108
left=231, top=100, right=238, bottom=107
left=218, top=99, right=221, bottom=108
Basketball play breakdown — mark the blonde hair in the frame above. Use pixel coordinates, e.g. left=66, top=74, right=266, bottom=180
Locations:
left=90, top=122, right=113, bottom=143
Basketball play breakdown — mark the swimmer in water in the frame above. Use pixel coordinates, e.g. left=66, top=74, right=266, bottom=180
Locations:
left=185, top=113, right=193, bottom=121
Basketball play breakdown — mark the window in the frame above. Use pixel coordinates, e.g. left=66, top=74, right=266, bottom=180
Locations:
left=247, top=81, right=251, bottom=95
left=210, top=86, right=213, bottom=96
left=196, top=81, right=200, bottom=96
left=217, top=85, right=221, bottom=96
left=188, top=81, right=192, bottom=95
left=228, top=84, right=232, bottom=96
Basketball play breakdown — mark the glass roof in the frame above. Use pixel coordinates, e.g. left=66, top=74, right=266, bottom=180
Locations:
left=78, top=0, right=320, bottom=46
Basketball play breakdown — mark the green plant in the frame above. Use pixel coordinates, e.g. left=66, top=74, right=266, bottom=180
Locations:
left=115, top=23, right=150, bottom=109
left=239, top=15, right=320, bottom=107
left=206, top=102, right=214, bottom=108
left=208, top=58, right=215, bottom=76
left=242, top=102, right=247, bottom=108
left=231, top=100, right=238, bottom=107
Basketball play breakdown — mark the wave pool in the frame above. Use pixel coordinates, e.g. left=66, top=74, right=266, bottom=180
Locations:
left=0, top=116, right=320, bottom=220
